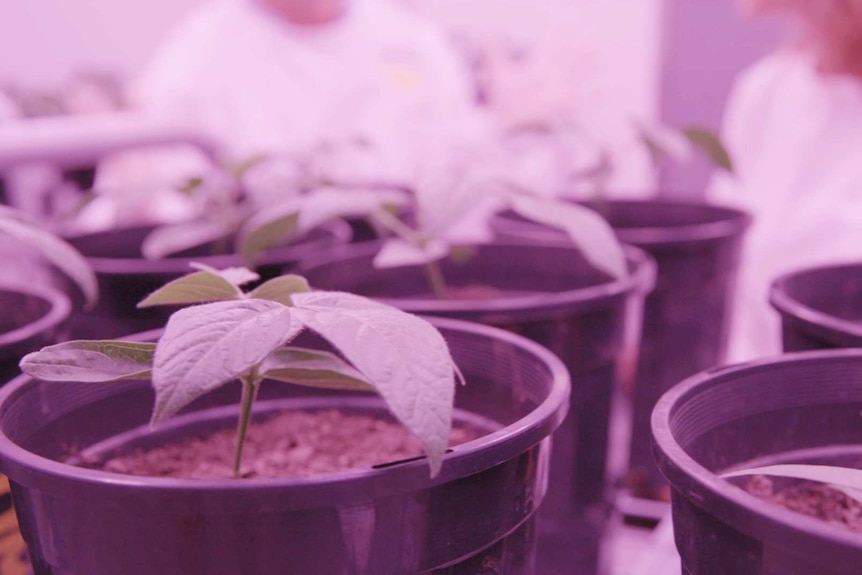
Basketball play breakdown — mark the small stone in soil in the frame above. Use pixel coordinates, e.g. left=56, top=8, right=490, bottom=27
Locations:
left=90, top=410, right=481, bottom=480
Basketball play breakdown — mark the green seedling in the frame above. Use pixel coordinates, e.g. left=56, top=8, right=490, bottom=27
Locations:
left=20, top=264, right=460, bottom=478
left=139, top=148, right=408, bottom=267
left=0, top=205, right=98, bottom=308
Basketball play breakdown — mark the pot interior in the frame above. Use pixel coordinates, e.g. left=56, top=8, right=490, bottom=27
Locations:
left=0, top=318, right=569, bottom=493
left=661, top=352, right=862, bottom=475
left=770, top=263, right=862, bottom=348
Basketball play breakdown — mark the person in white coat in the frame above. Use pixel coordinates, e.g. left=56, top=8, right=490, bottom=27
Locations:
left=709, top=0, right=862, bottom=361
left=90, top=0, right=488, bottom=229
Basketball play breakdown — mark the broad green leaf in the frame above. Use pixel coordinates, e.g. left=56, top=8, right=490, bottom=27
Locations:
left=141, top=219, right=236, bottom=260
left=20, top=340, right=155, bottom=382
left=291, top=291, right=456, bottom=476
left=151, top=299, right=301, bottom=423
left=178, top=176, right=204, bottom=195
left=230, top=153, right=267, bottom=178
left=681, top=126, right=734, bottom=174
left=723, top=464, right=862, bottom=503
left=188, top=263, right=260, bottom=287
left=137, top=271, right=242, bottom=308
left=508, top=195, right=627, bottom=279
left=297, top=187, right=408, bottom=235
left=237, top=202, right=300, bottom=267
left=260, top=347, right=374, bottom=391
left=633, top=120, right=692, bottom=166
left=0, top=216, right=99, bottom=309
left=248, top=275, right=310, bottom=306
left=373, top=237, right=449, bottom=269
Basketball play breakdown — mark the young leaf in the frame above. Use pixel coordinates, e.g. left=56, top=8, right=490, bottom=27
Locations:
left=0, top=215, right=99, bottom=309
left=508, top=195, right=627, bottom=279
left=140, top=219, right=236, bottom=261
left=373, top=238, right=449, bottom=269
left=290, top=291, right=456, bottom=476
left=188, top=263, right=261, bottom=287
left=723, top=464, right=862, bottom=503
left=247, top=275, right=310, bottom=307
left=138, top=270, right=242, bottom=308
left=20, top=341, right=155, bottom=382
left=296, top=187, right=408, bottom=234
left=681, top=126, right=734, bottom=174
left=260, top=347, right=374, bottom=391
left=151, top=299, right=302, bottom=424
left=236, top=201, right=301, bottom=267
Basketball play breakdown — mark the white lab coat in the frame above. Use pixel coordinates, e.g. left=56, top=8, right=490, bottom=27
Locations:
left=708, top=49, right=862, bottom=362
left=89, top=0, right=487, bottom=229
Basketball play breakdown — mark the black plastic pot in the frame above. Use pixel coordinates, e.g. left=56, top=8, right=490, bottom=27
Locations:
left=0, top=283, right=71, bottom=383
left=769, top=262, right=862, bottom=351
left=493, top=198, right=751, bottom=500
left=297, top=240, right=655, bottom=575
left=64, top=223, right=349, bottom=339
left=0, top=317, right=568, bottom=575
left=652, top=349, right=862, bottom=575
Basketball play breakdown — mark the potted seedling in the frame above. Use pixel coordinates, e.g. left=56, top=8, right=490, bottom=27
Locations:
left=0, top=205, right=99, bottom=574
left=489, top=120, right=752, bottom=506
left=295, top=167, right=656, bottom=575
left=59, top=149, right=405, bottom=340
left=2, top=265, right=570, bottom=575
left=652, top=348, right=862, bottom=575
left=0, top=205, right=98, bottom=381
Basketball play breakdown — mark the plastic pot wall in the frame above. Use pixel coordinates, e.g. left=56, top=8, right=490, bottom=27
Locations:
left=652, top=349, right=862, bottom=575
left=298, top=241, right=655, bottom=575
left=493, top=199, right=750, bottom=499
left=0, top=283, right=70, bottom=383
left=64, top=223, right=349, bottom=340
left=770, top=262, right=862, bottom=351
left=0, top=317, right=569, bottom=575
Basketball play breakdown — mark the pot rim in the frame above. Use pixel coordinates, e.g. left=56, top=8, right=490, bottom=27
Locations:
left=0, top=316, right=570, bottom=509
left=495, top=198, right=751, bottom=247
left=0, top=282, right=71, bottom=348
left=652, top=348, right=862, bottom=553
left=769, top=262, right=862, bottom=343
left=67, top=222, right=351, bottom=276
left=299, top=240, right=656, bottom=316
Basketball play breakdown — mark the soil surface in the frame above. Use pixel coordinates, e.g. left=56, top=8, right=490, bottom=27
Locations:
left=86, top=410, right=481, bottom=480
left=746, top=475, right=862, bottom=532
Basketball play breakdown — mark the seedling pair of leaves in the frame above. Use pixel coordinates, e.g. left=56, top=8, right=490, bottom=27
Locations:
left=140, top=152, right=408, bottom=267
left=20, top=265, right=459, bottom=478
left=368, top=177, right=630, bottom=299
left=0, top=205, right=98, bottom=308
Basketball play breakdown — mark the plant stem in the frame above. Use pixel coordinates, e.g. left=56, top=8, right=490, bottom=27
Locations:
left=233, top=375, right=260, bottom=479
left=423, top=260, right=449, bottom=300
left=370, top=210, right=451, bottom=299
left=369, top=209, right=424, bottom=245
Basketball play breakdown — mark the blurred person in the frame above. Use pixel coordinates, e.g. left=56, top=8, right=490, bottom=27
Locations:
left=89, top=0, right=488, bottom=231
left=709, top=0, right=862, bottom=361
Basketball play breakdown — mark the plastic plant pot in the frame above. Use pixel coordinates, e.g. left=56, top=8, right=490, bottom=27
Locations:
left=0, top=282, right=72, bottom=573
left=769, top=262, right=862, bottom=351
left=0, top=282, right=71, bottom=383
left=64, top=222, right=350, bottom=340
left=492, top=198, right=751, bottom=502
left=652, top=349, right=862, bottom=575
left=0, top=316, right=569, bottom=575
left=297, top=240, right=656, bottom=575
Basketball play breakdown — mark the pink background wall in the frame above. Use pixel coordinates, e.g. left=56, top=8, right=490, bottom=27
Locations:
left=0, top=0, right=205, bottom=87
